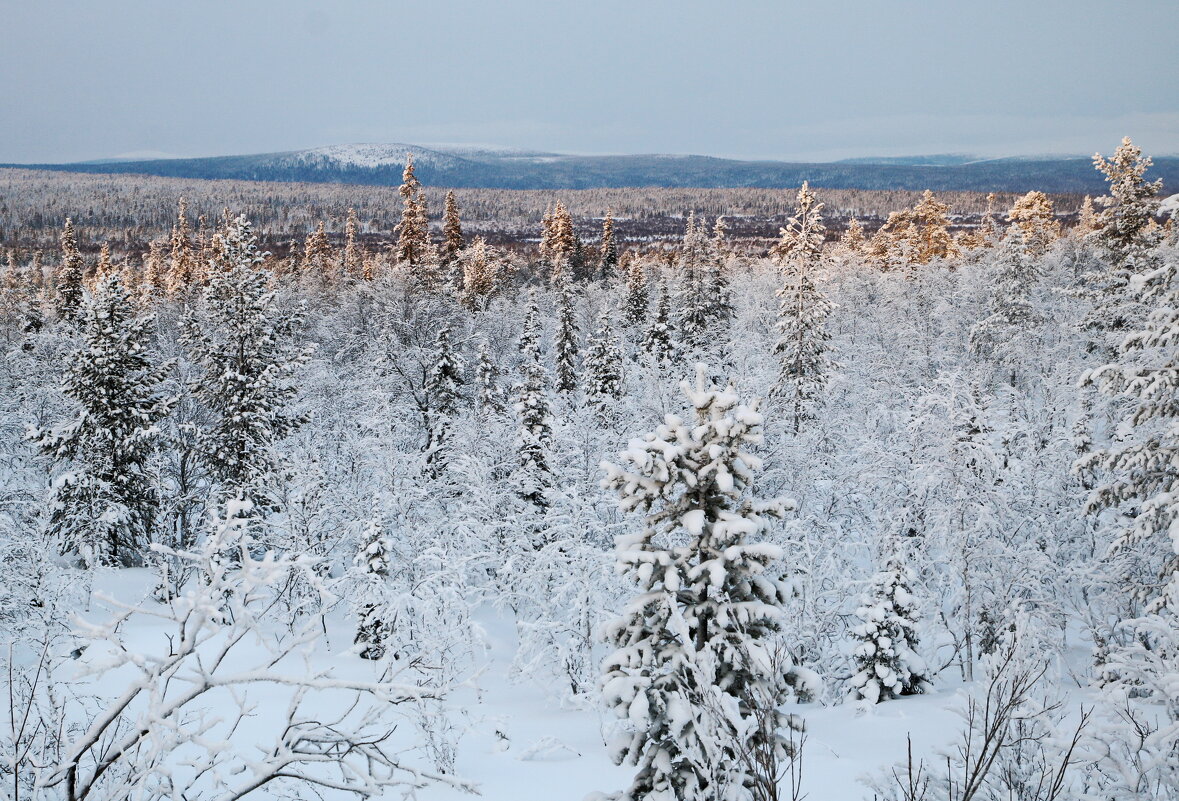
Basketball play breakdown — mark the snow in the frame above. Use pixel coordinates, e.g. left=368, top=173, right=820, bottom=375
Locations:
left=279, top=143, right=469, bottom=170
left=50, top=570, right=1050, bottom=801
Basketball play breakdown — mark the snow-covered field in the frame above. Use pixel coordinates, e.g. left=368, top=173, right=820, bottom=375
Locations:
left=54, top=571, right=1095, bottom=801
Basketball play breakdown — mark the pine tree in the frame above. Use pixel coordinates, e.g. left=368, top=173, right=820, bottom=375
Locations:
left=643, top=281, right=675, bottom=364
left=584, top=310, right=623, bottom=404
left=554, top=280, right=579, bottom=393
left=442, top=190, right=465, bottom=265
left=1076, top=195, right=1099, bottom=237
left=978, top=192, right=1001, bottom=245
left=183, top=215, right=307, bottom=512
left=353, top=517, right=393, bottom=660
left=342, top=207, right=362, bottom=278
left=600, top=210, right=619, bottom=280
left=1083, top=138, right=1164, bottom=347
left=772, top=184, right=834, bottom=433
left=623, top=258, right=649, bottom=326
left=55, top=218, right=85, bottom=322
left=772, top=182, right=826, bottom=269
left=912, top=189, right=958, bottom=263
left=396, top=154, right=430, bottom=267
left=1092, top=136, right=1163, bottom=268
left=868, top=209, right=918, bottom=270
left=849, top=544, right=931, bottom=704
left=425, top=327, right=464, bottom=476
left=1007, top=191, right=1060, bottom=256
left=32, top=273, right=175, bottom=566
left=840, top=218, right=866, bottom=256
left=600, top=365, right=802, bottom=801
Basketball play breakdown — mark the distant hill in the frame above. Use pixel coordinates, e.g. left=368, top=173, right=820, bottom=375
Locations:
left=5, top=143, right=1176, bottom=194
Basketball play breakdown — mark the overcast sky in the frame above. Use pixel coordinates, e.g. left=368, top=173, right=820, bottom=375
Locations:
left=2, top=0, right=1176, bottom=164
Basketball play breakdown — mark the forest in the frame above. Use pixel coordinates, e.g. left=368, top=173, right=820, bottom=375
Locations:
left=0, top=136, right=1176, bottom=801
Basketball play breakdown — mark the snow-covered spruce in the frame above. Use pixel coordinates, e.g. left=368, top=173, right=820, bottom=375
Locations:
left=554, top=279, right=579, bottom=393
left=425, top=326, right=464, bottom=476
left=848, top=545, right=931, bottom=705
left=642, top=280, right=675, bottom=364
left=584, top=310, right=623, bottom=406
left=354, top=515, right=394, bottom=660
left=182, top=215, right=308, bottom=514
left=600, top=364, right=804, bottom=801
left=31, top=272, right=175, bottom=567
left=771, top=182, right=834, bottom=433
left=513, top=309, right=554, bottom=515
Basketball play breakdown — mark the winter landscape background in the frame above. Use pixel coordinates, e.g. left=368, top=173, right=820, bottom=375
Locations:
left=1, top=138, right=1176, bottom=800
left=3, top=2, right=1179, bottom=799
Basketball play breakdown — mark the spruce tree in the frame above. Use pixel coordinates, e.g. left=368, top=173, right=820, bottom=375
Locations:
left=425, top=327, right=464, bottom=476
left=676, top=269, right=709, bottom=352
left=704, top=259, right=733, bottom=330
left=1079, top=246, right=1178, bottom=611
left=460, top=237, right=495, bottom=310
left=601, top=365, right=801, bottom=801
left=94, top=243, right=115, bottom=287
left=970, top=226, right=1041, bottom=370
left=554, top=280, right=579, bottom=393
left=55, top=218, right=85, bottom=322
left=676, top=215, right=717, bottom=345
left=32, top=273, right=175, bottom=566
left=442, top=190, right=465, bottom=265
left=623, top=258, right=649, bottom=326
left=600, top=210, right=619, bottom=280
left=643, top=281, right=675, bottom=364
left=353, top=517, right=393, bottom=660
left=772, top=184, right=834, bottom=433
left=167, top=197, right=196, bottom=293
left=302, top=221, right=334, bottom=286
left=476, top=340, right=504, bottom=413
left=513, top=324, right=553, bottom=513
left=584, top=310, right=623, bottom=405
left=183, top=215, right=307, bottom=512
left=546, top=201, right=580, bottom=282
left=849, top=544, right=931, bottom=704
left=396, top=154, right=430, bottom=267
left=342, top=207, right=362, bottom=278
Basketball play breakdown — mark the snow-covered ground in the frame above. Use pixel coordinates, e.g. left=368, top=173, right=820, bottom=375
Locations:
left=52, top=570, right=1098, bottom=801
